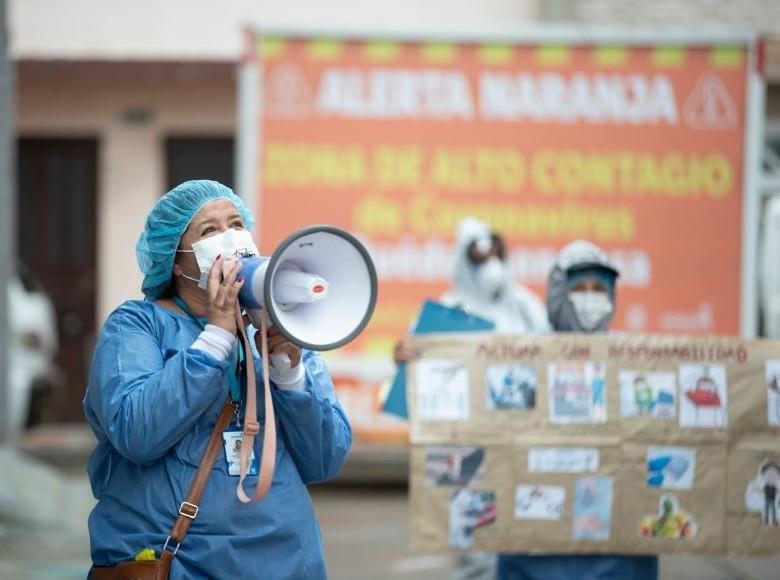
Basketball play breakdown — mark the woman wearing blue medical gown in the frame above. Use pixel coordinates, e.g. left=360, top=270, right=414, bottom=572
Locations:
left=83, top=180, right=351, bottom=579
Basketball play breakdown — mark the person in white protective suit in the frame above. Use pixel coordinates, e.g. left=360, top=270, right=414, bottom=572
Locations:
left=444, top=217, right=549, bottom=333
left=394, top=217, right=549, bottom=361
left=394, top=217, right=550, bottom=580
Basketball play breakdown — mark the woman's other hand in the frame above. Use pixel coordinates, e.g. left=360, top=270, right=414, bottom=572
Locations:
left=393, top=337, right=420, bottom=364
left=262, top=325, right=302, bottom=368
left=206, top=256, right=244, bottom=333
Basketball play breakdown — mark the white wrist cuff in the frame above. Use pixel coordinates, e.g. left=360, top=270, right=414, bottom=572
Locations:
left=270, top=361, right=306, bottom=391
left=191, top=324, right=237, bottom=362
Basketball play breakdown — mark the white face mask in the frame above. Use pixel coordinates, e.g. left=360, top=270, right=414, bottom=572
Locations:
left=475, top=257, right=506, bottom=298
left=569, top=291, right=613, bottom=331
left=179, top=228, right=259, bottom=288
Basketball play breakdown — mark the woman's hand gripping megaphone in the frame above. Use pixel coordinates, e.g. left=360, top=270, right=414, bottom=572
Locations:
left=205, top=255, right=245, bottom=335
left=239, top=309, right=301, bottom=374
left=263, top=324, right=302, bottom=371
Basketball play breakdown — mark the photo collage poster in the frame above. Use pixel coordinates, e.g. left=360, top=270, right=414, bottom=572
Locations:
left=409, top=334, right=780, bottom=555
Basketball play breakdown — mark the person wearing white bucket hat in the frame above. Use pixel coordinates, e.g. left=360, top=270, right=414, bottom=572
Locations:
left=497, top=240, right=658, bottom=580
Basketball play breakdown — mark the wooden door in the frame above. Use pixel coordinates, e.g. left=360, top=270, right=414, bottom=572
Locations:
left=17, top=138, right=97, bottom=422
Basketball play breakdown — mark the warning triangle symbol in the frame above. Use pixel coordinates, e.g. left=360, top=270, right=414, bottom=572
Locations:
left=683, top=73, right=738, bottom=130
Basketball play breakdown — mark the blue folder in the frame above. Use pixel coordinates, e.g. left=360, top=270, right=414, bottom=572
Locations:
left=382, top=299, right=495, bottom=419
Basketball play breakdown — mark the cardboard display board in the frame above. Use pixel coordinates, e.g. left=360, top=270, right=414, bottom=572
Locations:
left=408, top=333, right=780, bottom=555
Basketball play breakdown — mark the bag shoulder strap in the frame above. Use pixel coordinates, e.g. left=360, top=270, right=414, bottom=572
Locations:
left=161, top=398, right=235, bottom=561
left=235, top=306, right=276, bottom=503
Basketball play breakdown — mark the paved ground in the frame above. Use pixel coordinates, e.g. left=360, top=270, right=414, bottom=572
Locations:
left=1, top=442, right=779, bottom=580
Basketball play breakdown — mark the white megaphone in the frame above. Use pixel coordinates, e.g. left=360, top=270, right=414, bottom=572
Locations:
left=237, top=225, right=377, bottom=356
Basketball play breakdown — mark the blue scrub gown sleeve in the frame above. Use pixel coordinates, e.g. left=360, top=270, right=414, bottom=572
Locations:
left=84, top=303, right=228, bottom=465
left=269, top=350, right=353, bottom=484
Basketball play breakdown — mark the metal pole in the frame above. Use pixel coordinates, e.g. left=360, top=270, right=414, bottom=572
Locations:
left=236, top=57, right=259, bottom=221
left=0, top=0, right=15, bottom=443
left=740, top=38, right=765, bottom=338
left=235, top=27, right=260, bottom=228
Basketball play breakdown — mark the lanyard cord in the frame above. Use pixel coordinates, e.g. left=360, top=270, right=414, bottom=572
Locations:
left=172, top=294, right=244, bottom=404
left=171, top=295, right=276, bottom=503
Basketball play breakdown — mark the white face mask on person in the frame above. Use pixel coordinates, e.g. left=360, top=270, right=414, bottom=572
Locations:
left=178, top=228, right=259, bottom=288
left=569, top=291, right=613, bottom=331
left=475, top=257, right=507, bottom=298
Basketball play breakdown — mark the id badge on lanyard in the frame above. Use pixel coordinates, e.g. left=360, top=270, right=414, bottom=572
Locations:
left=222, top=427, right=259, bottom=476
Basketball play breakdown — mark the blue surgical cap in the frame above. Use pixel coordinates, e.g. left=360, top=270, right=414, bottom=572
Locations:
left=136, top=180, right=255, bottom=299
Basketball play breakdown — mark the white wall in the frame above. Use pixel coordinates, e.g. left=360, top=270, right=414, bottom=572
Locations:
left=568, top=0, right=780, bottom=32
left=16, top=72, right=235, bottom=320
left=10, top=0, right=538, bottom=60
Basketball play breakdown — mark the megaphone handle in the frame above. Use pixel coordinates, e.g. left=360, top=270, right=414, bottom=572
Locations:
left=270, top=352, right=292, bottom=373
left=235, top=304, right=277, bottom=504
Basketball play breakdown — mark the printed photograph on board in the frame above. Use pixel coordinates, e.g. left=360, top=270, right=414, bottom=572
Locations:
left=449, top=489, right=497, bottom=549
left=515, top=485, right=566, bottom=521
left=639, top=495, right=699, bottom=539
left=548, top=362, right=607, bottom=424
left=646, top=446, right=696, bottom=490
left=678, top=364, right=728, bottom=428
left=416, top=359, right=470, bottom=421
left=571, top=476, right=613, bottom=541
left=528, top=447, right=600, bottom=474
left=619, top=371, right=676, bottom=419
left=485, top=364, right=537, bottom=410
left=424, top=446, right=486, bottom=487
left=745, top=458, right=780, bottom=527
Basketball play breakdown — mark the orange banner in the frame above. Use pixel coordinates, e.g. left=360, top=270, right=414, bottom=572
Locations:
left=252, top=36, right=750, bottom=359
